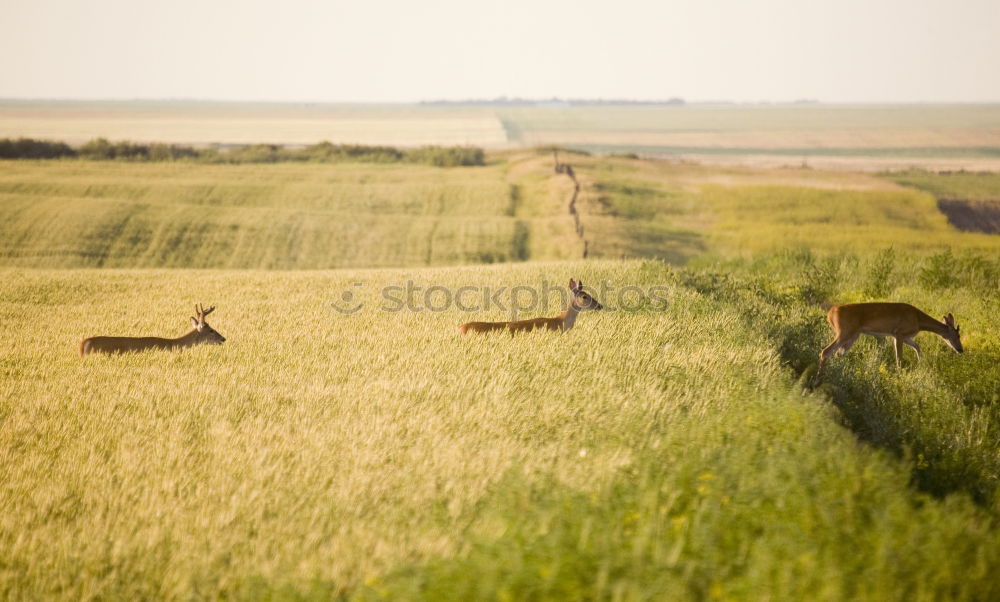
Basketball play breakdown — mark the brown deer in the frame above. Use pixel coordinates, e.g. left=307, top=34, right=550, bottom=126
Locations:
left=815, top=302, right=962, bottom=382
left=80, top=304, right=226, bottom=356
left=459, top=279, right=602, bottom=335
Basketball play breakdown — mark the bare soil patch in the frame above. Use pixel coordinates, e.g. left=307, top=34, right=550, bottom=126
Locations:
left=938, top=199, right=1000, bottom=234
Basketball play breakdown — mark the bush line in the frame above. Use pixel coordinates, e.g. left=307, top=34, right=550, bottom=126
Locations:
left=0, top=137, right=486, bottom=167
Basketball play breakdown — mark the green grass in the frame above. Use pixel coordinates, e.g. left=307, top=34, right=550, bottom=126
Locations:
left=577, top=156, right=1000, bottom=259
left=886, top=170, right=1000, bottom=200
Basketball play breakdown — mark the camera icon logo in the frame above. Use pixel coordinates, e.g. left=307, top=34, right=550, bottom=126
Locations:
left=331, top=282, right=365, bottom=314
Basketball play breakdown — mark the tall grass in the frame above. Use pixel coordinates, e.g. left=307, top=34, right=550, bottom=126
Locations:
left=2, top=261, right=998, bottom=600
left=683, top=251, right=1000, bottom=511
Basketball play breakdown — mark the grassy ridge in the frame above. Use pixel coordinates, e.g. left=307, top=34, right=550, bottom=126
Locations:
left=2, top=262, right=999, bottom=600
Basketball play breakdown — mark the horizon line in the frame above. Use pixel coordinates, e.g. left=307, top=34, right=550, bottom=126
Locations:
left=2, top=97, right=1000, bottom=107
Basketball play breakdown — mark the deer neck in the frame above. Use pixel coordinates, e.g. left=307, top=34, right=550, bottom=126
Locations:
left=917, top=313, right=949, bottom=337
left=560, top=301, right=581, bottom=332
left=174, top=329, right=203, bottom=348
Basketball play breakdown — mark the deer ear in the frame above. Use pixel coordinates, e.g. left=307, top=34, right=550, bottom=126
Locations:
left=944, top=313, right=955, bottom=326
left=191, top=317, right=199, bottom=329
left=569, top=278, right=577, bottom=291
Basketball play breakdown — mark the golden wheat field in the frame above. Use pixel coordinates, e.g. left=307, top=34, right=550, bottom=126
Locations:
left=3, top=145, right=1000, bottom=600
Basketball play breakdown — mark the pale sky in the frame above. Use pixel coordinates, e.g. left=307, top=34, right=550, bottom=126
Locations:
left=1, top=0, right=998, bottom=103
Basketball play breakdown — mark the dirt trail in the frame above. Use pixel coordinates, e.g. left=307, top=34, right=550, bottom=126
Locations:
left=938, top=199, right=1000, bottom=234
left=553, top=150, right=589, bottom=259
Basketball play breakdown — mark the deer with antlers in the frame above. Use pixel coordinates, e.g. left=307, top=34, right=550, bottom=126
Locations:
left=79, top=304, right=226, bottom=356
left=815, top=302, right=963, bottom=382
left=459, top=278, right=602, bottom=335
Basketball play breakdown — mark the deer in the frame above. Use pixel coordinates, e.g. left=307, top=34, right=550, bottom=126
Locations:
left=815, top=302, right=962, bottom=383
left=79, top=304, right=226, bottom=356
left=459, top=279, right=602, bottom=335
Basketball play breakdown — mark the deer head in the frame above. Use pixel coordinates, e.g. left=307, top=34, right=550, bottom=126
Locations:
left=190, top=304, right=226, bottom=345
left=569, top=279, right=603, bottom=311
left=941, top=313, right=963, bottom=354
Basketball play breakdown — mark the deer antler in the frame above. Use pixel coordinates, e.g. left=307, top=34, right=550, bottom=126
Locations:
left=194, top=304, right=216, bottom=323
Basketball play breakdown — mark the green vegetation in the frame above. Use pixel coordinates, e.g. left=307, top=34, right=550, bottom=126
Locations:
left=2, top=149, right=1000, bottom=600
left=887, top=169, right=1000, bottom=200
left=579, top=155, right=1000, bottom=261
left=0, top=137, right=76, bottom=159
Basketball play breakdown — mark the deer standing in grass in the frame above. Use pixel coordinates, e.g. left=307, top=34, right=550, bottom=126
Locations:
left=459, top=279, right=602, bottom=335
left=80, top=304, right=226, bottom=356
left=815, top=302, right=962, bottom=382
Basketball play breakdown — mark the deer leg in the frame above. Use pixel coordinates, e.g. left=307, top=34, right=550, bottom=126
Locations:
left=893, top=337, right=904, bottom=368
left=817, top=337, right=844, bottom=383
left=819, top=339, right=841, bottom=366
left=836, top=335, right=859, bottom=356
left=904, top=338, right=922, bottom=361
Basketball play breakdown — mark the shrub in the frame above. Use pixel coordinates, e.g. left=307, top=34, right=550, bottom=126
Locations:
left=919, top=249, right=957, bottom=289
left=863, top=247, right=896, bottom=298
left=0, top=138, right=77, bottom=159
left=405, top=146, right=485, bottom=167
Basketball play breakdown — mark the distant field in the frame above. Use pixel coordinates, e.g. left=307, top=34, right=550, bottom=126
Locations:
left=3, top=153, right=999, bottom=271
left=498, top=104, right=1000, bottom=171
left=3, top=101, right=1000, bottom=170
left=0, top=154, right=586, bottom=268
left=574, top=154, right=1000, bottom=258
left=0, top=101, right=508, bottom=147
left=498, top=104, right=1000, bottom=147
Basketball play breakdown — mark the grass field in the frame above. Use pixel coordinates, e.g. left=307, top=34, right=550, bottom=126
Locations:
left=3, top=152, right=998, bottom=270
left=0, top=154, right=586, bottom=268
left=2, top=151, right=1000, bottom=599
